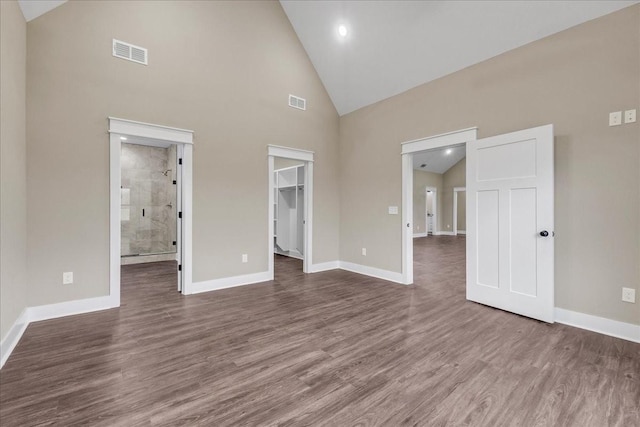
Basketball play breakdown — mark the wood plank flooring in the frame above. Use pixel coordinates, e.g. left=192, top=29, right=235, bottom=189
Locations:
left=1, top=237, right=638, bottom=426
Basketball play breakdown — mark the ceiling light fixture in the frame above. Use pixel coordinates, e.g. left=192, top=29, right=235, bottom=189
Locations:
left=445, top=149, right=452, bottom=155
left=338, top=25, right=348, bottom=38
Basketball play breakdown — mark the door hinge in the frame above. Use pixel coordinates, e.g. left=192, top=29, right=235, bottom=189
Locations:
left=179, top=158, right=183, bottom=165
left=172, top=241, right=176, bottom=246
left=178, top=264, right=182, bottom=271
left=173, top=180, right=177, bottom=185
left=178, top=211, right=182, bottom=219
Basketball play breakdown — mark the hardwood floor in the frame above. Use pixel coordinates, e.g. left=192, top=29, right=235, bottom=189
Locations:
left=1, top=237, right=638, bottom=426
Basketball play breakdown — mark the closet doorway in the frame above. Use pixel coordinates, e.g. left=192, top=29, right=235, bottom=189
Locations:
left=267, top=145, right=314, bottom=278
left=274, top=163, right=305, bottom=260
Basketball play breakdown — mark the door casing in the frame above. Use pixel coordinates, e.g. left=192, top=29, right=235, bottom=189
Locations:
left=401, top=128, right=478, bottom=285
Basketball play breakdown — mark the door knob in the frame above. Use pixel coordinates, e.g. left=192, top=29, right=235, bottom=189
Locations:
left=539, top=230, right=549, bottom=237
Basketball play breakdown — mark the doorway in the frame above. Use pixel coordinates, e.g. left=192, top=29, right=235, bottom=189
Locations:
left=267, top=145, right=313, bottom=278
left=273, top=162, right=305, bottom=266
left=109, top=118, right=194, bottom=305
left=402, top=125, right=555, bottom=323
left=425, top=188, right=437, bottom=236
left=401, top=128, right=477, bottom=285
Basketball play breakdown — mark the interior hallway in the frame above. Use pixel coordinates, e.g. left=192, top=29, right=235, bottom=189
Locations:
left=0, top=239, right=638, bottom=425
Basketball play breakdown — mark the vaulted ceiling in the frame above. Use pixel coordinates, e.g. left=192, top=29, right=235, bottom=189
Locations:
left=280, top=0, right=638, bottom=115
left=18, top=1, right=638, bottom=116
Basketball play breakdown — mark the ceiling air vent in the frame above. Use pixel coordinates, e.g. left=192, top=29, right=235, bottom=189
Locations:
left=288, top=94, right=306, bottom=111
left=112, top=39, right=148, bottom=65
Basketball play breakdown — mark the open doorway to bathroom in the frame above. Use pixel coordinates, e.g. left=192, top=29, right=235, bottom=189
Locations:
left=120, top=142, right=179, bottom=265
left=119, top=139, right=181, bottom=301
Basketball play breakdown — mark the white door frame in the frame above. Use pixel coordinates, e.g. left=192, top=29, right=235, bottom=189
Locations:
left=267, top=145, right=314, bottom=277
left=453, top=186, right=466, bottom=236
left=401, top=128, right=477, bottom=285
left=109, top=117, right=194, bottom=304
left=425, top=187, right=438, bottom=235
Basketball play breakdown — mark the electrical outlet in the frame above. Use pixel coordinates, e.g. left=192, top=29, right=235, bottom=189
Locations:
left=362, top=248, right=367, bottom=256
left=609, top=111, right=622, bottom=126
left=622, top=287, right=635, bottom=303
left=624, top=109, right=636, bottom=124
left=63, top=272, right=73, bottom=285
left=242, top=254, right=248, bottom=263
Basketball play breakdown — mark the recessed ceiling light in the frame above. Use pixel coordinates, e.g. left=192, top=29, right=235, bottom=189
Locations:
left=120, top=136, right=127, bottom=141
left=338, top=25, right=348, bottom=38
left=445, top=149, right=452, bottom=155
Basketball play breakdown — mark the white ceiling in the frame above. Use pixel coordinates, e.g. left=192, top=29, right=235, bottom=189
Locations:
left=280, top=0, right=638, bottom=116
left=413, top=144, right=465, bottom=174
left=17, top=0, right=66, bottom=22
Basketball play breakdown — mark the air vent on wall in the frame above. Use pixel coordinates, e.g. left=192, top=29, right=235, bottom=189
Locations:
left=288, top=94, right=306, bottom=111
left=112, top=39, right=148, bottom=65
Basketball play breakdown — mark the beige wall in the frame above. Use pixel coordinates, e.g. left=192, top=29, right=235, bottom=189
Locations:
left=0, top=1, right=28, bottom=341
left=340, top=6, right=640, bottom=325
left=442, top=158, right=466, bottom=233
left=26, top=1, right=339, bottom=306
left=456, top=191, right=466, bottom=233
left=413, top=170, right=443, bottom=234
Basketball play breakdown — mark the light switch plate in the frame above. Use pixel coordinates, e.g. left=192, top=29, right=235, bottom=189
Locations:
left=242, top=254, right=248, bottom=263
left=388, top=206, right=398, bottom=215
left=622, top=287, right=636, bottom=303
left=63, top=272, right=73, bottom=285
left=609, top=111, right=622, bottom=126
left=624, top=109, right=636, bottom=124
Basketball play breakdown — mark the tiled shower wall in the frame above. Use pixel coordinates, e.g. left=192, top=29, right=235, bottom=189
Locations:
left=121, top=144, right=177, bottom=257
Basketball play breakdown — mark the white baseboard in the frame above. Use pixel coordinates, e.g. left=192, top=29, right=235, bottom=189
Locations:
left=457, top=230, right=467, bottom=235
left=338, top=261, right=404, bottom=284
left=555, top=308, right=640, bottom=343
left=1, top=295, right=118, bottom=369
left=310, top=261, right=340, bottom=273
left=413, top=232, right=428, bottom=238
left=28, top=295, right=118, bottom=323
left=434, top=231, right=455, bottom=236
left=188, top=271, right=271, bottom=295
left=0, top=309, right=30, bottom=369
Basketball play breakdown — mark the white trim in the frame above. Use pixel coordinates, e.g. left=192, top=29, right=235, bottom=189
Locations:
left=401, top=153, right=413, bottom=284
left=268, top=156, right=275, bottom=280
left=28, top=295, right=117, bottom=323
left=109, top=118, right=194, bottom=299
left=402, top=128, right=477, bottom=285
left=339, top=261, right=405, bottom=284
left=434, top=231, right=455, bottom=236
left=181, top=144, right=194, bottom=294
left=555, top=308, right=640, bottom=343
left=401, top=127, right=478, bottom=154
left=108, top=117, right=194, bottom=144
left=457, top=230, right=467, bottom=235
left=0, top=309, right=29, bottom=369
left=189, top=271, right=271, bottom=294
left=268, top=145, right=314, bottom=277
left=267, top=145, right=314, bottom=163
left=310, top=261, right=340, bottom=272
left=413, top=232, right=428, bottom=238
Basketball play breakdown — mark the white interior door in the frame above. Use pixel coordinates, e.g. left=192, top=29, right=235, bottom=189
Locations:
left=466, top=124, right=554, bottom=322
